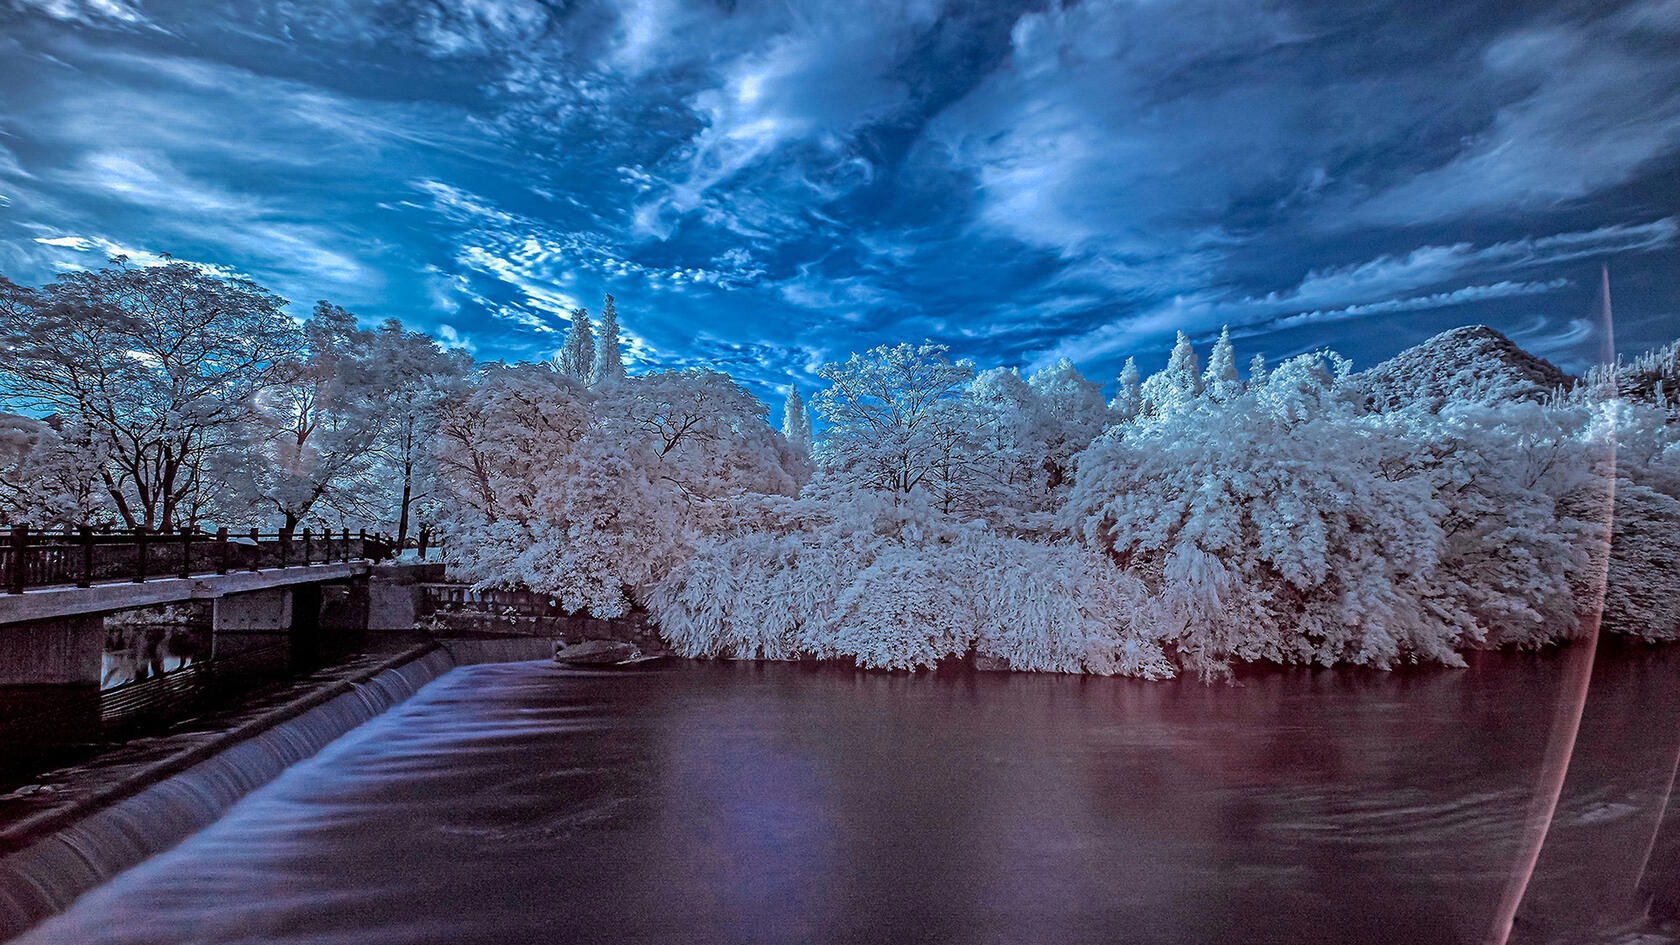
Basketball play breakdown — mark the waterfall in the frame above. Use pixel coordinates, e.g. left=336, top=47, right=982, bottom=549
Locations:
left=0, top=641, right=545, bottom=942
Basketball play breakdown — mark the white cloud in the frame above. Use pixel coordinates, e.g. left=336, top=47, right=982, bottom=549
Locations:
left=1508, top=315, right=1597, bottom=362
left=434, top=324, right=477, bottom=353
left=628, top=1, right=942, bottom=241
left=8, top=0, right=149, bottom=27
left=1349, top=2, right=1680, bottom=225
left=928, top=0, right=1309, bottom=260
left=30, top=233, right=239, bottom=275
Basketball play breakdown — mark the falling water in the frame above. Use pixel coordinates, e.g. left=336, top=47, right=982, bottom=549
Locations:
left=0, top=639, right=550, bottom=941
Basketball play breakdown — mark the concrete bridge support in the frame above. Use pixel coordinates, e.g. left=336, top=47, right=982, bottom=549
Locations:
left=0, top=616, right=105, bottom=751
left=211, top=586, right=321, bottom=675
left=0, top=616, right=103, bottom=688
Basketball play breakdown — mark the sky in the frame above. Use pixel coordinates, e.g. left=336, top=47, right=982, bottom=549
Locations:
left=0, top=0, right=1677, bottom=410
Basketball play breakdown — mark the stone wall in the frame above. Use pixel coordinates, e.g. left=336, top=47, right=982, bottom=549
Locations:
left=421, top=596, right=669, bottom=656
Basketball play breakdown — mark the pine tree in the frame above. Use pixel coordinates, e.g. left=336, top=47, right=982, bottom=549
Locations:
left=1248, top=353, right=1268, bottom=388
left=592, top=294, right=626, bottom=384
left=558, top=307, right=595, bottom=382
left=1110, top=357, right=1142, bottom=418
left=1166, top=331, right=1202, bottom=395
left=1204, top=326, right=1240, bottom=401
left=782, top=384, right=813, bottom=453
left=1140, top=331, right=1202, bottom=416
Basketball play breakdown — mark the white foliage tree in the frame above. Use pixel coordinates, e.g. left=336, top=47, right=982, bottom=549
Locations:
left=1203, top=326, right=1242, bottom=402
left=1376, top=399, right=1595, bottom=648
left=0, top=264, right=298, bottom=530
left=1068, top=352, right=1457, bottom=678
left=1110, top=357, right=1142, bottom=419
left=557, top=307, right=596, bottom=383
left=0, top=414, right=106, bottom=525
left=781, top=384, right=813, bottom=454
left=650, top=491, right=1172, bottom=675
left=1139, top=330, right=1202, bottom=417
left=1027, top=358, right=1111, bottom=490
left=247, top=301, right=389, bottom=531
left=368, top=319, right=470, bottom=546
left=437, top=366, right=800, bottom=616
left=592, top=294, right=626, bottom=384
left=811, top=341, right=976, bottom=495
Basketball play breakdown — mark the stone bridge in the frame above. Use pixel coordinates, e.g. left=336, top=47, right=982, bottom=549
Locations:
left=0, top=532, right=440, bottom=756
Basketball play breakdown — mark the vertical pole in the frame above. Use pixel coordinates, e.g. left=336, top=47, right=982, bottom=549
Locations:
left=60, top=524, right=74, bottom=586
left=248, top=527, right=260, bottom=572
left=279, top=528, right=290, bottom=570
left=7, top=525, right=26, bottom=594
left=341, top=528, right=350, bottom=563
left=78, top=525, right=93, bottom=588
left=358, top=529, right=367, bottom=561
left=216, top=526, right=229, bottom=575
left=178, top=526, right=193, bottom=579
left=302, top=527, right=312, bottom=566
left=133, top=526, right=148, bottom=583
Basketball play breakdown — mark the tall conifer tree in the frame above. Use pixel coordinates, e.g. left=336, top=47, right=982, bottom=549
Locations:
left=593, top=294, right=626, bottom=383
left=558, top=307, right=596, bottom=382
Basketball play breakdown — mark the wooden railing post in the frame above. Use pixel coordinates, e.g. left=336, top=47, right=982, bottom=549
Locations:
left=60, top=524, right=74, bottom=586
left=302, top=527, right=312, bottom=566
left=341, top=528, right=349, bottom=563
left=78, top=525, right=93, bottom=587
left=178, top=527, right=193, bottom=579
left=248, top=528, right=261, bottom=572
left=216, top=526, right=229, bottom=574
left=7, top=526, right=26, bottom=594
left=133, top=526, right=148, bottom=583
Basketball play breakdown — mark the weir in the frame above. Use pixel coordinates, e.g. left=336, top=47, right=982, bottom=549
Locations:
left=0, top=636, right=550, bottom=941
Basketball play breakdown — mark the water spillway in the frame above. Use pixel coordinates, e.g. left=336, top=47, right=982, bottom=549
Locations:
left=0, top=640, right=547, bottom=941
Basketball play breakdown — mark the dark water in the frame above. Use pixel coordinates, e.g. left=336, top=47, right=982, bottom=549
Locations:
left=14, top=647, right=1680, bottom=945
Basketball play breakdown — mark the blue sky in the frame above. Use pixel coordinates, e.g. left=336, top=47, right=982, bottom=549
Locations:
left=1, top=0, right=1677, bottom=409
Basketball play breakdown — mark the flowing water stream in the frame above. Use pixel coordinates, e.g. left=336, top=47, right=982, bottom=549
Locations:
left=9, top=647, right=1680, bottom=945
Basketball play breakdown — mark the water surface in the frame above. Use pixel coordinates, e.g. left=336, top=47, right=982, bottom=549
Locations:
left=17, top=648, right=1680, bottom=945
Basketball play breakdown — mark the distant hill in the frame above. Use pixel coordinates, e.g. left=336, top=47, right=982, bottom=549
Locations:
left=1356, top=325, right=1573, bottom=413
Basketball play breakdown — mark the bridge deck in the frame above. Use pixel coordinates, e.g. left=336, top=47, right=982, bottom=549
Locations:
left=0, top=562, right=371, bottom=626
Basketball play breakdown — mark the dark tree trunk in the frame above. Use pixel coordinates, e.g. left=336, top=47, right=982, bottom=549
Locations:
left=397, top=468, right=413, bottom=548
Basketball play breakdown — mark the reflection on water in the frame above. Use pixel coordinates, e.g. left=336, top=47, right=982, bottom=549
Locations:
left=15, top=646, right=1680, bottom=945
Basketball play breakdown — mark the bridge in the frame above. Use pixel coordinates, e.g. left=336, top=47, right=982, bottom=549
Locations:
left=0, top=527, right=438, bottom=758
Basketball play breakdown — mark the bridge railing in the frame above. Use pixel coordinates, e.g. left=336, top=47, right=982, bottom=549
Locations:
left=0, top=526, right=408, bottom=594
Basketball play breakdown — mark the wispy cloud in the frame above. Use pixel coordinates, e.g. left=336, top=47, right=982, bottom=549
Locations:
left=7, top=0, right=149, bottom=27
left=31, top=234, right=239, bottom=275
left=1347, top=2, right=1680, bottom=225
left=1, top=0, right=1677, bottom=403
left=1030, top=218, right=1674, bottom=369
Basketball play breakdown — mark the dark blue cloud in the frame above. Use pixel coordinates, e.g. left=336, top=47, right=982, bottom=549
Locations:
left=1, top=0, right=1676, bottom=410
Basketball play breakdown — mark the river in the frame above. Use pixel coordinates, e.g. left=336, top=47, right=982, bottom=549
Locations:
left=14, top=646, right=1680, bottom=944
